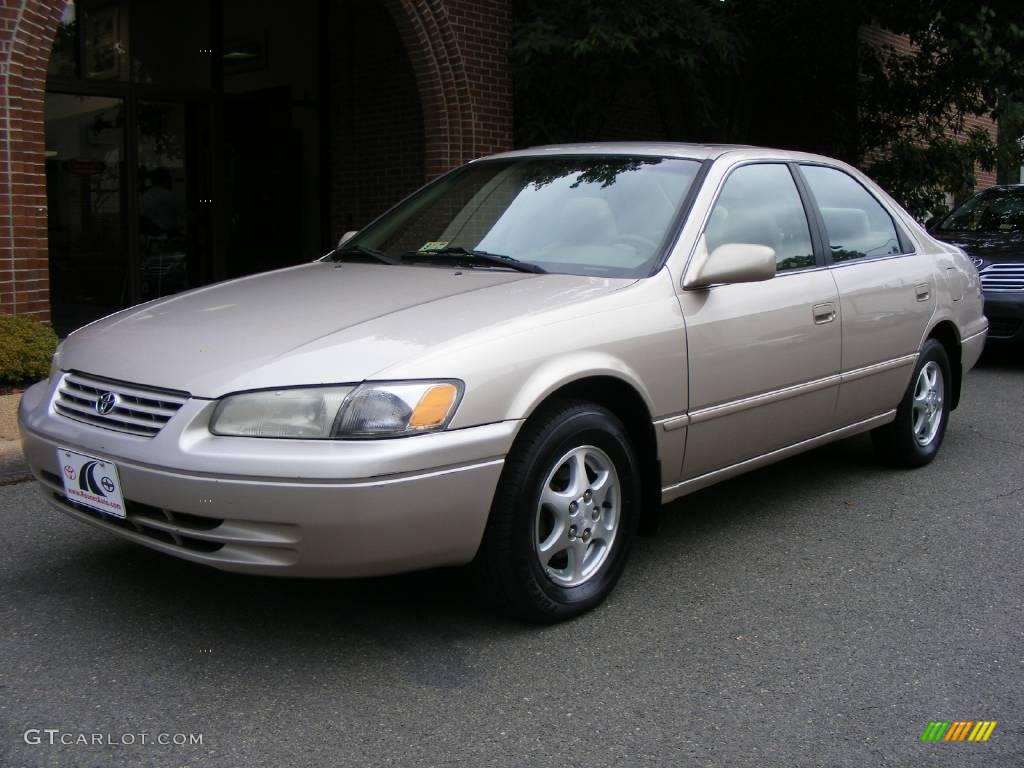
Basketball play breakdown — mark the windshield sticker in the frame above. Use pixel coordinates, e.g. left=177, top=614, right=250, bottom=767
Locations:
left=418, top=241, right=449, bottom=252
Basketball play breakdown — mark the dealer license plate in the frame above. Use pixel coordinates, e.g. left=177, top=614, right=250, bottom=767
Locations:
left=56, top=448, right=126, bottom=519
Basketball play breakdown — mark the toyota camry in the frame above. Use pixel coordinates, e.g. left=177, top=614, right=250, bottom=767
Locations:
left=19, top=143, right=988, bottom=622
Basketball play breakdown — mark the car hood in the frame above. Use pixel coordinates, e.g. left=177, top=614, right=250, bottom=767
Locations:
left=61, top=261, right=632, bottom=397
left=934, top=230, right=1024, bottom=262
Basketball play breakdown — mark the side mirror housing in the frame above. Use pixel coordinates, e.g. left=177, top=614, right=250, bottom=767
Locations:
left=336, top=230, right=358, bottom=249
left=683, top=238, right=777, bottom=289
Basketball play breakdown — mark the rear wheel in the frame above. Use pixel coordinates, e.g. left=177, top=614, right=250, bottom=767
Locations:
left=473, top=400, right=640, bottom=623
left=871, top=338, right=951, bottom=467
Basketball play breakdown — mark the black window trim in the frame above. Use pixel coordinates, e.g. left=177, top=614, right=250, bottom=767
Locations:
left=787, top=162, right=829, bottom=268
left=794, top=161, right=916, bottom=267
left=647, top=157, right=713, bottom=276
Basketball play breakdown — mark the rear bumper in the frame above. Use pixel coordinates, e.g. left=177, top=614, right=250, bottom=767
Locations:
left=982, top=291, right=1024, bottom=343
left=19, top=379, right=518, bottom=577
left=961, top=327, right=988, bottom=374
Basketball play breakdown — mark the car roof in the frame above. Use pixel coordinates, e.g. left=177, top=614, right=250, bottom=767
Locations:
left=978, top=184, right=1024, bottom=193
left=476, top=141, right=835, bottom=164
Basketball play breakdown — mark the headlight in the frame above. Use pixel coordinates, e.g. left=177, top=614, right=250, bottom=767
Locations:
left=210, top=386, right=354, bottom=438
left=49, top=341, right=64, bottom=381
left=209, top=380, right=462, bottom=439
left=335, top=381, right=463, bottom=437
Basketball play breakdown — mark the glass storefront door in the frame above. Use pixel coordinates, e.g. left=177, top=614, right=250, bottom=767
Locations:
left=44, top=94, right=127, bottom=334
left=137, top=101, right=212, bottom=302
left=44, top=94, right=212, bottom=335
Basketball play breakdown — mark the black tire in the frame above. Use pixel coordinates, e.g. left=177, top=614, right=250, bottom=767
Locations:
left=472, top=400, right=641, bottom=623
left=871, top=338, right=952, bottom=467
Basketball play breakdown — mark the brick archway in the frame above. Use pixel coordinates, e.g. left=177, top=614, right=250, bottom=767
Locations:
left=384, top=0, right=512, bottom=179
left=0, top=0, right=64, bottom=319
left=0, top=0, right=513, bottom=322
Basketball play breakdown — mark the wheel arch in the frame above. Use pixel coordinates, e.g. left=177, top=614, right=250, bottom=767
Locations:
left=926, top=320, right=963, bottom=410
left=515, top=374, right=663, bottom=536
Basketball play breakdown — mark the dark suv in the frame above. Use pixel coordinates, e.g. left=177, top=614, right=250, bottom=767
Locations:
left=932, top=185, right=1024, bottom=345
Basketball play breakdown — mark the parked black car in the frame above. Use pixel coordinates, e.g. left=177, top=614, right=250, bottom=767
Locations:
left=931, top=185, right=1024, bottom=346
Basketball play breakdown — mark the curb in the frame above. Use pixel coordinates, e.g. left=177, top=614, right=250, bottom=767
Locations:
left=0, top=453, right=31, bottom=485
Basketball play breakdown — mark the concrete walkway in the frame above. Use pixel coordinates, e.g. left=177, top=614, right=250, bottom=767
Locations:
left=0, top=392, right=21, bottom=453
left=0, top=392, right=29, bottom=484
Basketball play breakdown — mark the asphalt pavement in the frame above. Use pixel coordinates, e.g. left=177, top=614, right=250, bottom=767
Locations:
left=1, top=352, right=1022, bottom=768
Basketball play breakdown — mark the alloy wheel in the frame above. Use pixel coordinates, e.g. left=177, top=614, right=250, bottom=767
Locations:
left=912, top=360, right=944, bottom=447
left=534, top=445, right=620, bottom=587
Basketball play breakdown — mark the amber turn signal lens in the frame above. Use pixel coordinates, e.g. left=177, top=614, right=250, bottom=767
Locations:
left=409, top=383, right=459, bottom=428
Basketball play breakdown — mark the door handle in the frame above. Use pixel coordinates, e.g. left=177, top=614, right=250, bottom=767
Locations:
left=915, top=283, right=931, bottom=301
left=813, top=302, right=836, bottom=324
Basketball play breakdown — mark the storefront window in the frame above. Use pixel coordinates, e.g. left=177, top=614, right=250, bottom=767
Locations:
left=47, top=2, right=78, bottom=79
left=132, top=0, right=211, bottom=88
left=44, top=0, right=328, bottom=332
left=45, top=94, right=126, bottom=335
left=137, top=102, right=191, bottom=301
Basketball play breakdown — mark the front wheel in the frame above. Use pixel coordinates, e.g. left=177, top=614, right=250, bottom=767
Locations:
left=472, top=400, right=641, bottom=623
left=871, top=338, right=952, bottom=467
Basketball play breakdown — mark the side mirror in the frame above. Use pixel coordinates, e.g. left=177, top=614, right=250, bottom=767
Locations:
left=336, top=230, right=358, bottom=249
left=683, top=238, right=777, bottom=289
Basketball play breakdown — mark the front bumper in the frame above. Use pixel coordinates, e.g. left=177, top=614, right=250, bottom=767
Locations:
left=983, top=291, right=1024, bottom=344
left=18, top=379, right=518, bottom=577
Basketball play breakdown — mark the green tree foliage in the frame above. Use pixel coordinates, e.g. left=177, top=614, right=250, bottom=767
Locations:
left=512, top=0, right=741, bottom=144
left=512, top=0, right=1024, bottom=217
left=0, top=314, right=58, bottom=386
left=861, top=3, right=1024, bottom=214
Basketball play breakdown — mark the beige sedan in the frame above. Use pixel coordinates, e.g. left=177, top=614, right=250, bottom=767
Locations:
left=19, top=143, right=987, bottom=622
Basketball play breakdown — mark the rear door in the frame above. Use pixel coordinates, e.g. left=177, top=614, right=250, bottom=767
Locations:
left=678, top=162, right=841, bottom=480
left=797, top=164, right=934, bottom=426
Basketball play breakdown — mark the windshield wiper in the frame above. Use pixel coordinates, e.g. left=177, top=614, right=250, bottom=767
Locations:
left=402, top=246, right=546, bottom=274
left=328, top=245, right=399, bottom=266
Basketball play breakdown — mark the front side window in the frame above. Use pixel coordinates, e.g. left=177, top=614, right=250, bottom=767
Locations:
left=348, top=155, right=702, bottom=278
left=801, top=165, right=903, bottom=262
left=935, top=187, right=1024, bottom=234
left=704, top=163, right=815, bottom=272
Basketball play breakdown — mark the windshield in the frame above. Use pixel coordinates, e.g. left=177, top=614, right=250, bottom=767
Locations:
left=345, top=155, right=703, bottom=277
left=936, top=187, right=1024, bottom=234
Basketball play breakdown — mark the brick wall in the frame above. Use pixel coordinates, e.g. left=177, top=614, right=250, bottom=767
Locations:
left=860, top=26, right=998, bottom=191
left=331, top=0, right=514, bottom=235
left=389, top=0, right=513, bottom=179
left=0, top=0, right=63, bottom=321
left=331, top=2, right=426, bottom=235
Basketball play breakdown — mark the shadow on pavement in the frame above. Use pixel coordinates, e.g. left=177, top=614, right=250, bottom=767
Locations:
left=9, top=431, right=883, bottom=647
left=976, top=345, right=1023, bottom=370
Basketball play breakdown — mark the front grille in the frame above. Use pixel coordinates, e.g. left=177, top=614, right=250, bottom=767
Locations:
left=980, top=262, right=1024, bottom=292
left=40, top=470, right=225, bottom=554
left=54, top=371, right=189, bottom=437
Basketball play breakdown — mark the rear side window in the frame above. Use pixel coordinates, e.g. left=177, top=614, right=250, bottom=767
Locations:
left=705, top=163, right=815, bottom=272
left=801, top=165, right=903, bottom=262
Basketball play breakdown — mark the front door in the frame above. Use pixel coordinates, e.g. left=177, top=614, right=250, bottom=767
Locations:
left=678, top=163, right=842, bottom=480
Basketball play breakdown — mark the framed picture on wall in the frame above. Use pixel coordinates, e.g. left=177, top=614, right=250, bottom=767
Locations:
left=84, top=5, right=126, bottom=80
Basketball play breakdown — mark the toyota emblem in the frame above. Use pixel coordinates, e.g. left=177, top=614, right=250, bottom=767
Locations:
left=96, top=391, right=117, bottom=415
